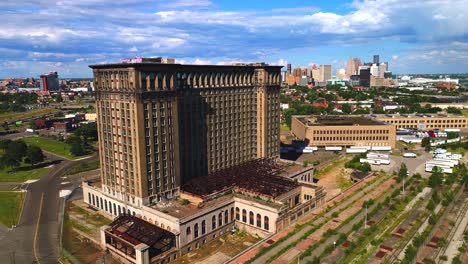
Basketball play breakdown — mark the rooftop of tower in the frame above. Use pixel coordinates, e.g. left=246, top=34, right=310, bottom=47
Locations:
left=89, top=57, right=282, bottom=69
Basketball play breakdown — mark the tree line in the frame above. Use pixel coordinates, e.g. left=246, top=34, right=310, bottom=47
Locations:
left=0, top=139, right=45, bottom=170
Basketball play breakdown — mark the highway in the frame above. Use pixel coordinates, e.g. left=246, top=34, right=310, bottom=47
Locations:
left=0, top=149, right=98, bottom=264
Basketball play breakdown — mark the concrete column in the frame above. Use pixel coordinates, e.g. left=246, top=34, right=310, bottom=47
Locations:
left=170, top=74, right=174, bottom=89
left=100, top=225, right=109, bottom=249
left=135, top=243, right=150, bottom=264
left=155, top=74, right=159, bottom=90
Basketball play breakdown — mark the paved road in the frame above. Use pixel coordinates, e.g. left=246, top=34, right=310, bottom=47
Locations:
left=0, top=151, right=98, bottom=264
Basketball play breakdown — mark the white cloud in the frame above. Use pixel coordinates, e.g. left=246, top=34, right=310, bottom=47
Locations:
left=193, top=58, right=212, bottom=65
left=0, top=0, right=467, bottom=76
left=270, top=59, right=288, bottom=67
left=392, top=55, right=399, bottom=60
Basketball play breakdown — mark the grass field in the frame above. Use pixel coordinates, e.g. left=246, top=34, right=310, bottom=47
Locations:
left=0, top=162, right=51, bottom=182
left=0, top=191, right=25, bottom=227
left=22, top=136, right=88, bottom=160
left=0, top=107, right=59, bottom=123
left=64, top=160, right=100, bottom=176
left=462, top=109, right=468, bottom=117
left=280, top=124, right=291, bottom=132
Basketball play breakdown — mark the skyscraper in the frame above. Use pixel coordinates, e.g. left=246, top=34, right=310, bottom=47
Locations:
left=320, top=64, right=332, bottom=82
left=287, top=63, right=292, bottom=74
left=89, top=58, right=281, bottom=205
left=40, top=71, right=59, bottom=91
left=345, top=58, right=362, bottom=78
left=373, top=55, right=380, bottom=64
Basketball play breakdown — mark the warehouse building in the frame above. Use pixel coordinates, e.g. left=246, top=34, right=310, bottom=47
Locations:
left=291, top=115, right=396, bottom=149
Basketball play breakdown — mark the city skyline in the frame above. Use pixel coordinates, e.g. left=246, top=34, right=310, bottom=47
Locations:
left=0, top=0, right=467, bottom=78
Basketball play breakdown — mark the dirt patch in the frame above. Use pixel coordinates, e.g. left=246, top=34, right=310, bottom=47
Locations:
left=314, top=156, right=353, bottom=198
left=172, top=230, right=260, bottom=264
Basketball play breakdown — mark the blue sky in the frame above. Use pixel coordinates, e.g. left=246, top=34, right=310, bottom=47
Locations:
left=0, top=0, right=467, bottom=78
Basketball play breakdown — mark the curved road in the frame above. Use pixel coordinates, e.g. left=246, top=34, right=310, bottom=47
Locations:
left=0, top=150, right=98, bottom=264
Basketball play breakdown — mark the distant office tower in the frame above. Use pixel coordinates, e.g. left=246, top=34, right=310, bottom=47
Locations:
left=90, top=58, right=281, bottom=204
left=312, top=67, right=321, bottom=82
left=287, top=63, right=292, bottom=74
left=378, top=63, right=387, bottom=78
left=292, top=68, right=303, bottom=77
left=40, top=71, right=59, bottom=92
left=320, top=64, right=332, bottom=82
left=359, top=68, right=371, bottom=87
left=345, top=58, right=362, bottom=78
left=373, top=55, right=379, bottom=64
left=370, top=64, right=379, bottom=77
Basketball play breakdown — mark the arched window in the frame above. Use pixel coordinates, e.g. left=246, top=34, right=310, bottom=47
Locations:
left=256, top=214, right=262, bottom=227
left=104, top=199, right=108, bottom=211
left=201, top=220, right=206, bottom=235
left=100, top=198, right=103, bottom=209
left=88, top=193, right=91, bottom=204
left=264, top=216, right=269, bottom=231
left=212, top=215, right=216, bottom=229
left=231, top=208, right=235, bottom=221
left=224, top=211, right=228, bottom=224
left=194, top=223, right=199, bottom=238
left=242, top=209, right=247, bottom=223
left=118, top=205, right=121, bottom=215
left=186, top=226, right=191, bottom=240
left=235, top=207, right=240, bottom=220
left=249, top=211, right=254, bottom=225
left=92, top=194, right=95, bottom=206
left=218, top=212, right=223, bottom=226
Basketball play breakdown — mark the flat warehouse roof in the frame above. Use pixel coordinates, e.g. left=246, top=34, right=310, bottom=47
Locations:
left=295, top=115, right=387, bottom=126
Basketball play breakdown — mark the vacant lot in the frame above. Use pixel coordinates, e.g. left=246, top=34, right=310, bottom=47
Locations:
left=0, top=191, right=25, bottom=227
left=172, top=230, right=260, bottom=264
left=22, top=136, right=88, bottom=160
left=314, top=155, right=353, bottom=197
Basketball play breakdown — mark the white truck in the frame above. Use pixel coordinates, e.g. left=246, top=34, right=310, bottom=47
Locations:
left=425, top=165, right=453, bottom=174
left=403, top=152, right=417, bottom=158
left=346, top=148, right=368, bottom=154
left=370, top=146, right=392, bottom=151
left=367, top=152, right=390, bottom=159
left=360, top=158, right=381, bottom=165
left=325, top=146, right=342, bottom=151
left=426, top=160, right=455, bottom=168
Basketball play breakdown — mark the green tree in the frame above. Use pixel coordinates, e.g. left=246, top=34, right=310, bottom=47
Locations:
left=283, top=108, right=298, bottom=127
left=28, top=120, right=37, bottom=130
left=7, top=140, right=28, bottom=164
left=422, top=137, right=432, bottom=152
left=398, top=163, right=408, bottom=182
left=428, top=167, right=443, bottom=188
left=74, top=123, right=98, bottom=142
left=70, top=143, right=86, bottom=156
left=0, top=139, right=12, bottom=151
left=446, top=107, right=462, bottom=115
left=24, top=145, right=45, bottom=165
left=341, top=103, right=352, bottom=114
left=0, top=155, right=20, bottom=170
